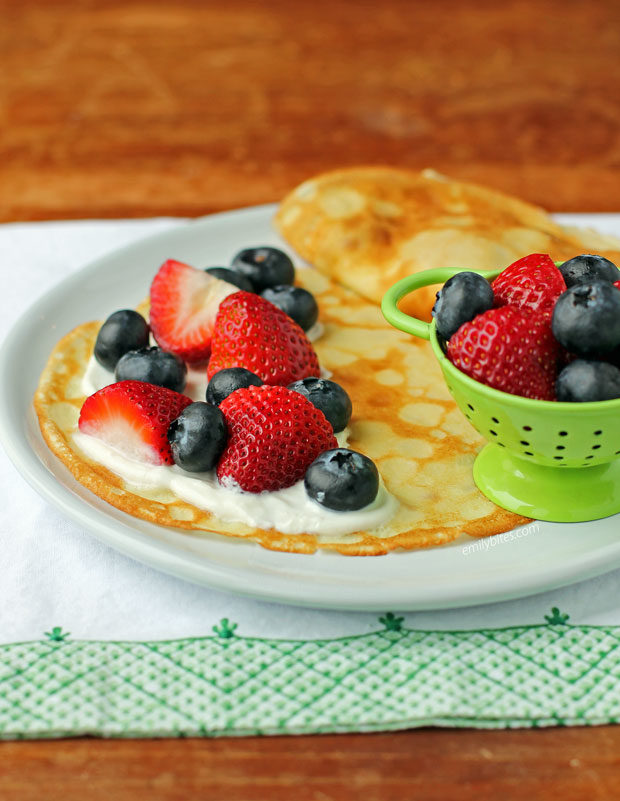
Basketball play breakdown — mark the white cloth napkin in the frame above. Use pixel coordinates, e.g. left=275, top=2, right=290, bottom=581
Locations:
left=2, top=217, right=620, bottom=738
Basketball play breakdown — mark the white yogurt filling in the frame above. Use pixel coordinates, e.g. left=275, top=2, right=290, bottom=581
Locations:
left=78, top=322, right=397, bottom=536
left=73, top=430, right=397, bottom=536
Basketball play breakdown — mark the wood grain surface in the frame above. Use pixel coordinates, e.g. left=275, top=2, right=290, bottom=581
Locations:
left=2, top=0, right=620, bottom=221
left=3, top=0, right=620, bottom=798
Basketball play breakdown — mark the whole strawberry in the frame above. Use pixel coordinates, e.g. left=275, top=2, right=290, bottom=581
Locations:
left=208, top=291, right=321, bottom=385
left=217, top=385, right=337, bottom=492
left=79, top=380, right=193, bottom=465
left=492, top=253, right=566, bottom=320
left=447, top=306, right=559, bottom=400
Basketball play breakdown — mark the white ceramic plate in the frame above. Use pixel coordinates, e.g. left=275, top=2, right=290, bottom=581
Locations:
left=1, top=204, right=620, bottom=611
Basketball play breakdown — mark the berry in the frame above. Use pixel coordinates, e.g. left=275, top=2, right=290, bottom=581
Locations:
left=167, top=402, right=228, bottom=472
left=149, top=259, right=237, bottom=364
left=94, top=310, right=150, bottom=372
left=208, top=291, right=321, bottom=386
left=260, top=285, right=319, bottom=331
left=491, top=253, right=566, bottom=320
left=447, top=306, right=559, bottom=400
left=115, top=346, right=187, bottom=393
left=558, top=254, right=620, bottom=288
left=287, top=377, right=352, bottom=433
left=432, top=272, right=494, bottom=340
left=206, top=367, right=263, bottom=406
left=556, top=359, right=620, bottom=402
left=231, top=246, right=295, bottom=292
left=551, top=281, right=620, bottom=357
left=78, top=380, right=192, bottom=465
left=217, top=385, right=337, bottom=493
left=614, top=280, right=620, bottom=291
left=304, top=449, right=379, bottom=511
left=205, top=267, right=255, bottom=293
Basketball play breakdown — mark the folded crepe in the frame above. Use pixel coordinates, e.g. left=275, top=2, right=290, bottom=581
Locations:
left=274, top=166, right=620, bottom=319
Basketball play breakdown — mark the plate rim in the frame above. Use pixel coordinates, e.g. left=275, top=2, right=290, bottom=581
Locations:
left=2, top=205, right=620, bottom=611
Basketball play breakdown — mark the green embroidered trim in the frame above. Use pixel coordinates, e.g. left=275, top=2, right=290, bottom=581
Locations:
left=1, top=610, right=619, bottom=739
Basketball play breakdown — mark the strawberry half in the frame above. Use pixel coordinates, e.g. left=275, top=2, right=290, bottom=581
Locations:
left=78, top=380, right=193, bottom=465
left=447, top=306, right=559, bottom=400
left=491, top=253, right=566, bottom=320
left=208, top=291, right=321, bottom=385
left=217, top=385, right=337, bottom=492
left=149, top=259, right=238, bottom=364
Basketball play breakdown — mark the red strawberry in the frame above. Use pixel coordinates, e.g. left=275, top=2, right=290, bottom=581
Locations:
left=149, top=259, right=238, bottom=364
left=614, top=280, right=620, bottom=291
left=208, top=291, right=321, bottom=385
left=217, top=385, right=337, bottom=492
left=491, top=253, right=566, bottom=319
left=447, top=306, right=559, bottom=400
left=78, top=380, right=193, bottom=465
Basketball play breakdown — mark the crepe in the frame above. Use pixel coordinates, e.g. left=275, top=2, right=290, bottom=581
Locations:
left=275, top=166, right=620, bottom=320
left=34, top=267, right=525, bottom=555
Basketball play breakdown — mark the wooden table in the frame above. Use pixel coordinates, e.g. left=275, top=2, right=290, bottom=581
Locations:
left=2, top=0, right=620, bottom=797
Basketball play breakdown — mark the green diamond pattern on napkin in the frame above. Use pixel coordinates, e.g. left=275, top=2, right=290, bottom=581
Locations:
left=2, top=610, right=620, bottom=739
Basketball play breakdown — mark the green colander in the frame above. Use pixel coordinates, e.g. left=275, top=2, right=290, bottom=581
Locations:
left=381, top=267, right=620, bottom=523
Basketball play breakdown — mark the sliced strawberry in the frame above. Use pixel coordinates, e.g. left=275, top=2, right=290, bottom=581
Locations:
left=78, top=380, right=193, bottom=465
left=208, top=291, right=321, bottom=385
left=447, top=306, right=559, bottom=400
left=492, top=253, right=566, bottom=320
left=217, top=385, right=337, bottom=492
left=149, top=259, right=238, bottom=364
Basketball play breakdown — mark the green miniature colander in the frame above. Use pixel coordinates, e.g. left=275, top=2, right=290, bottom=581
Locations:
left=381, top=267, right=620, bottom=523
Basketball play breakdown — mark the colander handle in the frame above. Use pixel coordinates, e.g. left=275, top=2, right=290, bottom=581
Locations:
left=381, top=267, right=498, bottom=341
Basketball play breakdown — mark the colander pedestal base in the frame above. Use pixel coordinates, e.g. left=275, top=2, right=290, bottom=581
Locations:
left=473, top=444, right=620, bottom=523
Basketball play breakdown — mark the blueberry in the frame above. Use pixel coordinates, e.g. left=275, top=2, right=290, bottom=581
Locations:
left=558, top=254, right=620, bottom=288
left=288, top=378, right=352, bottom=433
left=115, top=346, right=187, bottom=393
left=304, top=449, right=379, bottom=511
left=167, top=402, right=228, bottom=472
left=205, top=267, right=255, bottom=293
left=260, top=285, right=319, bottom=331
left=231, top=246, right=295, bottom=292
left=206, top=367, right=263, bottom=406
left=432, top=272, right=494, bottom=340
left=94, top=310, right=150, bottom=371
left=551, top=281, right=620, bottom=356
left=556, top=359, right=620, bottom=402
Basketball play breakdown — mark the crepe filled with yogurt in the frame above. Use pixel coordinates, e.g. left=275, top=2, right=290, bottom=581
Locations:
left=275, top=166, right=620, bottom=320
left=34, top=267, right=525, bottom=555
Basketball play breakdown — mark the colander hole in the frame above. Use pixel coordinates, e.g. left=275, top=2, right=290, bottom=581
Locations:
left=556, top=445, right=565, bottom=451
left=558, top=431, right=568, bottom=437
left=467, top=403, right=475, bottom=411
left=465, top=413, right=471, bottom=420
left=520, top=440, right=530, bottom=446
left=585, top=455, right=594, bottom=460
left=523, top=425, right=532, bottom=431
left=492, top=417, right=499, bottom=424
left=592, top=444, right=601, bottom=450
left=594, top=430, right=602, bottom=435
left=489, top=430, right=497, bottom=436
left=616, top=450, right=620, bottom=455
left=497, top=442, right=505, bottom=447
left=553, top=456, right=564, bottom=460
left=524, top=451, right=534, bottom=456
